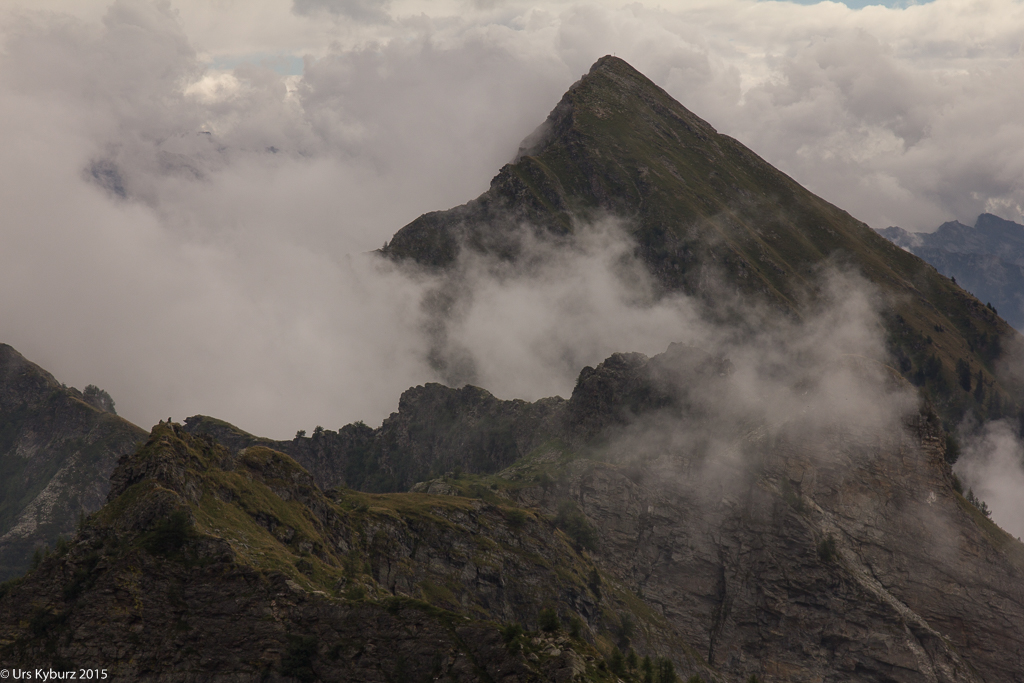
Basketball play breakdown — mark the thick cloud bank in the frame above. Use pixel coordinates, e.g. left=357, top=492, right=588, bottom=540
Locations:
left=1, top=0, right=1023, bottom=448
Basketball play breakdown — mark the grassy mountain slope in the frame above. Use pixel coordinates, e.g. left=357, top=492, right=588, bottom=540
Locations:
left=0, top=344, right=146, bottom=580
left=0, top=422, right=708, bottom=682
left=384, top=56, right=1018, bottom=430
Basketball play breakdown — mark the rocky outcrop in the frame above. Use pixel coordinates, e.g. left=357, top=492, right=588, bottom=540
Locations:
left=0, top=344, right=146, bottom=580
left=185, top=383, right=566, bottom=493
left=0, top=542, right=587, bottom=682
left=184, top=346, right=736, bottom=496
left=566, top=344, right=733, bottom=445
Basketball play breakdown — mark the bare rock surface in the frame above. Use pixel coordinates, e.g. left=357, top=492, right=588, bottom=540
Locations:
left=0, top=344, right=146, bottom=580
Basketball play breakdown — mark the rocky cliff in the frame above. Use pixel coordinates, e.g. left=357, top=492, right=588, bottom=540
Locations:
left=180, top=346, right=730, bottom=493
left=0, top=421, right=702, bottom=682
left=514, top=351, right=1024, bottom=682
left=3, top=343, right=1022, bottom=682
left=0, top=344, right=146, bottom=580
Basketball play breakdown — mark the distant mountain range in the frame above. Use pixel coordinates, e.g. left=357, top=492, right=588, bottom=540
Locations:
left=879, top=214, right=1024, bottom=330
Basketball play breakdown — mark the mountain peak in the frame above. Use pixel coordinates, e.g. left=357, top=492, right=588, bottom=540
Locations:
left=974, top=211, right=1024, bottom=236
left=514, top=54, right=720, bottom=166
left=588, top=53, right=628, bottom=74
left=384, top=55, right=1017, bottom=433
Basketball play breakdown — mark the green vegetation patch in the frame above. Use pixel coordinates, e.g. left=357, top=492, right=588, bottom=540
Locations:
left=141, top=511, right=194, bottom=557
left=193, top=490, right=341, bottom=594
left=204, top=469, right=327, bottom=552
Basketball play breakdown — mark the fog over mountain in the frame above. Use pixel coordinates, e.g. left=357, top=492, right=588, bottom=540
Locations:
left=2, top=33, right=1024, bottom=679
left=2, top=0, right=1024, bottom=439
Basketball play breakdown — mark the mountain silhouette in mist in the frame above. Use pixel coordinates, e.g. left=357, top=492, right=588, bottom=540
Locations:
left=2, top=56, right=1024, bottom=683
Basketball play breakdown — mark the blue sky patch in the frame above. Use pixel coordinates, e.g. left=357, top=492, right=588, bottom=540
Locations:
left=771, top=0, right=934, bottom=6
left=206, top=54, right=304, bottom=76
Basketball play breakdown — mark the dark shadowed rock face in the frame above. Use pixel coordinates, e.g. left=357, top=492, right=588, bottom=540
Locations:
left=180, top=347, right=726, bottom=498
left=507, top=349, right=1024, bottom=682
left=565, top=344, right=734, bottom=446
left=0, top=344, right=145, bottom=580
left=185, top=383, right=567, bottom=493
left=182, top=345, right=736, bottom=497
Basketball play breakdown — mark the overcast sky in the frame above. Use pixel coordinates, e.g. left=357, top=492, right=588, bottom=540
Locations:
left=1, top=0, right=1023, bottom=438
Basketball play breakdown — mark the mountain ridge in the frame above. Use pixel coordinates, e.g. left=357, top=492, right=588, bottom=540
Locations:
left=3, top=340, right=1023, bottom=681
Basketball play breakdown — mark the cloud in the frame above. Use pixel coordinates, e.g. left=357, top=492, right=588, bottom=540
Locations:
left=413, top=214, right=917, bottom=460
left=291, top=0, right=392, bottom=23
left=7, top=0, right=1024, bottom=236
left=418, top=219, right=705, bottom=398
left=524, top=245, right=924, bottom=507
left=956, top=420, right=1024, bottom=539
